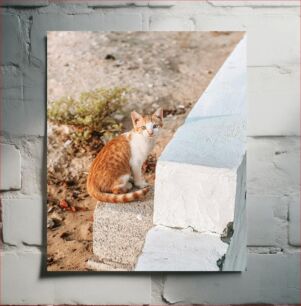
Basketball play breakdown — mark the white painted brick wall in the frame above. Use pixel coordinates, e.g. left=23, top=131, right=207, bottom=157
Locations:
left=163, top=253, right=300, bottom=304
left=1, top=0, right=300, bottom=304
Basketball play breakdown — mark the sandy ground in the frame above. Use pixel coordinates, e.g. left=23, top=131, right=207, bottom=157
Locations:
left=47, top=31, right=243, bottom=271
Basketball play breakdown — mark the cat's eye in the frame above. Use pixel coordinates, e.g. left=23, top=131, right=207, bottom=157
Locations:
left=153, top=124, right=158, bottom=128
left=141, top=126, right=146, bottom=130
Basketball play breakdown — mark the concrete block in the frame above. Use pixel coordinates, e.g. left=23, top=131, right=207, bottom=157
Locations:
left=288, top=194, right=301, bottom=246
left=154, top=115, right=246, bottom=234
left=2, top=198, right=43, bottom=246
left=248, top=66, right=300, bottom=136
left=92, top=192, right=153, bottom=271
left=149, top=36, right=246, bottom=271
left=247, top=196, right=278, bottom=246
left=137, top=158, right=246, bottom=272
left=0, top=0, right=48, bottom=6
left=247, top=137, right=300, bottom=197
left=1, top=251, right=151, bottom=304
left=135, top=226, right=227, bottom=271
left=149, top=15, right=194, bottom=31
left=2, top=13, right=23, bottom=65
left=163, top=253, right=300, bottom=304
left=0, top=143, right=21, bottom=191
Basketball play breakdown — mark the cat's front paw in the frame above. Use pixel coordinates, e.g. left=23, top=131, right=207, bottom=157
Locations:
left=134, top=180, right=149, bottom=188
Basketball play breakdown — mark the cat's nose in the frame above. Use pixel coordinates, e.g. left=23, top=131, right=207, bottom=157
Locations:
left=147, top=130, right=154, bottom=136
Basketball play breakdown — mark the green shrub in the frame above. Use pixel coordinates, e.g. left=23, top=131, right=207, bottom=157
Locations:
left=48, top=87, right=129, bottom=143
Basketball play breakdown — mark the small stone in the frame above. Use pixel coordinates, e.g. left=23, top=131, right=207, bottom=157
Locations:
left=113, top=114, right=125, bottom=121
left=47, top=219, right=55, bottom=229
left=105, top=54, right=116, bottom=60
left=63, top=139, right=72, bottom=148
left=48, top=212, right=63, bottom=229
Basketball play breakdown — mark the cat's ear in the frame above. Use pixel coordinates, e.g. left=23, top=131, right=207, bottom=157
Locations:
left=131, top=111, right=142, bottom=126
left=154, top=107, right=163, bottom=121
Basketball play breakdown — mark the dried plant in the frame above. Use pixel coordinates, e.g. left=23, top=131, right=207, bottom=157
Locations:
left=48, top=87, right=130, bottom=143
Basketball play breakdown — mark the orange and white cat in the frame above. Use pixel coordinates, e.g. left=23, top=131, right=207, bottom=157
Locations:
left=87, top=108, right=163, bottom=203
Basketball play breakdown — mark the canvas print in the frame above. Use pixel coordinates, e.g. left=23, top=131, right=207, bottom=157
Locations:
left=47, top=31, right=246, bottom=272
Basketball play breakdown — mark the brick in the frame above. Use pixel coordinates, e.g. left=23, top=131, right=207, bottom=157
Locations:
left=0, top=0, right=48, bottom=6
left=86, top=0, right=175, bottom=7
left=1, top=251, right=151, bottom=304
left=194, top=14, right=246, bottom=31
left=288, top=194, right=300, bottom=246
left=148, top=1, right=175, bottom=7
left=2, top=13, right=23, bottom=65
left=207, top=0, right=300, bottom=6
left=19, top=137, right=44, bottom=196
left=2, top=65, right=46, bottom=136
left=248, top=66, right=299, bottom=136
left=2, top=198, right=43, bottom=246
left=248, top=14, right=300, bottom=67
left=0, top=143, right=21, bottom=191
left=149, top=15, right=194, bottom=31
left=247, top=196, right=279, bottom=246
left=163, top=253, right=300, bottom=304
left=1, top=66, right=22, bottom=101
left=20, top=65, right=46, bottom=136
left=247, top=137, right=299, bottom=197
left=1, top=65, right=24, bottom=136
left=86, top=1, right=148, bottom=7
left=102, top=13, right=143, bottom=30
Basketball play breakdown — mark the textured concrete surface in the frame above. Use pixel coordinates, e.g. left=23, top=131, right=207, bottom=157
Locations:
left=135, top=225, right=227, bottom=271
left=91, top=189, right=153, bottom=271
left=1, top=0, right=300, bottom=304
left=154, top=117, right=245, bottom=233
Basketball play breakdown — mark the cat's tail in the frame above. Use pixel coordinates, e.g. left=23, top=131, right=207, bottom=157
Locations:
left=88, top=186, right=150, bottom=203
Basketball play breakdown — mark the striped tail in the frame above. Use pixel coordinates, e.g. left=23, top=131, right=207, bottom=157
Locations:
left=88, top=186, right=150, bottom=203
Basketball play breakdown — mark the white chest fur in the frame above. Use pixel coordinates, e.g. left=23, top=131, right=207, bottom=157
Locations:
left=129, top=132, right=155, bottom=166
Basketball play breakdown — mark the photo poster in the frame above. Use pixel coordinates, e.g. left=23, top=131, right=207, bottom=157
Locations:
left=47, top=31, right=246, bottom=272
